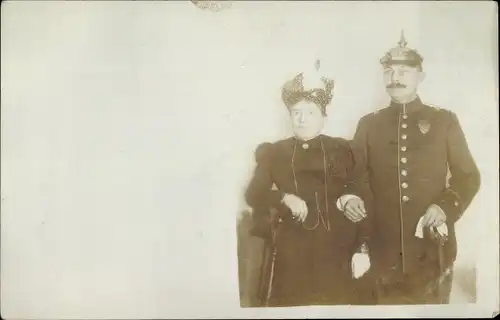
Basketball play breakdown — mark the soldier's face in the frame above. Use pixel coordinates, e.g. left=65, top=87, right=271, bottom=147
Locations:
left=289, top=101, right=325, bottom=140
left=383, top=64, right=425, bottom=102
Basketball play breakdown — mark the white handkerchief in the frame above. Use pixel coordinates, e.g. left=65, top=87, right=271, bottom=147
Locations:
left=351, top=253, right=370, bottom=279
left=415, top=216, right=448, bottom=239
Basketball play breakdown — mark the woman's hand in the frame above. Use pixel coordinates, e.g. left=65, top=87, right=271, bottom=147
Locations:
left=282, top=193, right=308, bottom=222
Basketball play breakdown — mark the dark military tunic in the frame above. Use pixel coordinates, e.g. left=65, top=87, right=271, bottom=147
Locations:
left=348, top=97, right=480, bottom=304
left=245, top=134, right=361, bottom=307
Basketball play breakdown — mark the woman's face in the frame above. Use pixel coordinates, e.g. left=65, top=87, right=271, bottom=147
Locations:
left=289, top=101, right=325, bottom=141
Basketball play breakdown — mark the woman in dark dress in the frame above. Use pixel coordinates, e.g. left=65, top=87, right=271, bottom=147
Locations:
left=244, top=61, right=364, bottom=307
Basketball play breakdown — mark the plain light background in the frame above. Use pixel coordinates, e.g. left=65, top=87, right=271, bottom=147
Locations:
left=1, top=1, right=498, bottom=318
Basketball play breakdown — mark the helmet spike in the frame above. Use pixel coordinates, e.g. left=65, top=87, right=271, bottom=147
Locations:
left=398, top=29, right=408, bottom=48
left=314, top=59, right=321, bottom=71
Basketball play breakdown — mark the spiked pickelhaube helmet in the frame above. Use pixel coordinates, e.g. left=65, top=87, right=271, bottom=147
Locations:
left=380, top=30, right=424, bottom=68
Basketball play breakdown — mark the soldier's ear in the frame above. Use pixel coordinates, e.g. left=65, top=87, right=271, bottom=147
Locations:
left=418, top=70, right=426, bottom=83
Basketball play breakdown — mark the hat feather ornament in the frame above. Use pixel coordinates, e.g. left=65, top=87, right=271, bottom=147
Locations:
left=281, top=59, right=335, bottom=115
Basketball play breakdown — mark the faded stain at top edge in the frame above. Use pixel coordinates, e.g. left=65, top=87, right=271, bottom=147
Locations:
left=190, top=0, right=233, bottom=13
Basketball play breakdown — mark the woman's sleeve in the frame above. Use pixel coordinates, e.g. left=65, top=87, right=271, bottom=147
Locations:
left=244, top=143, right=285, bottom=209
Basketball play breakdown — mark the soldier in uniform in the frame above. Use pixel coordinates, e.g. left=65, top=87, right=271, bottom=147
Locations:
left=338, top=32, right=481, bottom=304
left=244, top=61, right=362, bottom=307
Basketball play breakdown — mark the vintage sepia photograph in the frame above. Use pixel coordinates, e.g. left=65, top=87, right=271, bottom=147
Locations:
left=234, top=0, right=498, bottom=313
left=238, top=34, right=479, bottom=308
left=1, top=1, right=498, bottom=319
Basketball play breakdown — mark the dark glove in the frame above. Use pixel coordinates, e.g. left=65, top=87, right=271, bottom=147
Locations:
left=249, top=207, right=281, bottom=242
left=249, top=215, right=272, bottom=241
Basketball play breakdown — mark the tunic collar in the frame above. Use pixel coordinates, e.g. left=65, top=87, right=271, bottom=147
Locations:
left=389, top=96, right=424, bottom=114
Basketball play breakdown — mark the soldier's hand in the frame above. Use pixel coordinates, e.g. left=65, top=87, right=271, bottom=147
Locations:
left=422, top=204, right=447, bottom=228
left=344, top=198, right=367, bottom=223
left=282, top=194, right=308, bottom=222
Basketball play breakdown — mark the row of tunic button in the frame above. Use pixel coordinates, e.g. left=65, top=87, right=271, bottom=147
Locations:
left=400, top=113, right=409, bottom=203
left=399, top=114, right=460, bottom=207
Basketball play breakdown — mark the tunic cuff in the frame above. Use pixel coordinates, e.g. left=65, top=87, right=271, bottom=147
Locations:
left=432, top=189, right=463, bottom=223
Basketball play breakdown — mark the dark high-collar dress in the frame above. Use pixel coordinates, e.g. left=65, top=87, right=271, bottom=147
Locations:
left=245, top=134, right=360, bottom=307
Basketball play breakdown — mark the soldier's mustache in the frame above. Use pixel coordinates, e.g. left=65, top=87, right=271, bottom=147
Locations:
left=387, top=83, right=407, bottom=89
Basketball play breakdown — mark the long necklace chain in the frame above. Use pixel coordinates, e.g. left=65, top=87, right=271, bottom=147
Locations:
left=291, top=138, right=331, bottom=231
